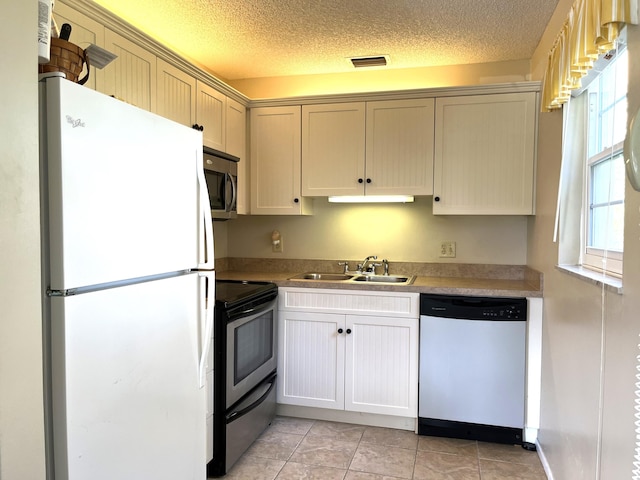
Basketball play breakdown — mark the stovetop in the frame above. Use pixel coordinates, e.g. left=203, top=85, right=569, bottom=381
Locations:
left=214, top=279, right=278, bottom=309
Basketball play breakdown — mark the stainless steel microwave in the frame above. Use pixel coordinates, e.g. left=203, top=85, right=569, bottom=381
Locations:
left=203, top=147, right=239, bottom=220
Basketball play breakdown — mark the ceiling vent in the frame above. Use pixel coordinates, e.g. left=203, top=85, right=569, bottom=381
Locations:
left=350, top=55, right=388, bottom=68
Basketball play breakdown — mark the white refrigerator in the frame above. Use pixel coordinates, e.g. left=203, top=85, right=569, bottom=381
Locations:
left=39, top=74, right=215, bottom=480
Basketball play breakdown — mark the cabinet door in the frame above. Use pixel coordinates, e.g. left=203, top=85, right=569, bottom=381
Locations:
left=278, top=311, right=344, bottom=410
left=366, top=99, right=435, bottom=196
left=196, top=81, right=226, bottom=151
left=250, top=106, right=312, bottom=215
left=433, top=93, right=537, bottom=215
left=104, top=29, right=156, bottom=112
left=52, top=2, right=104, bottom=92
left=301, top=103, right=365, bottom=196
left=156, top=59, right=196, bottom=127
left=344, top=315, right=418, bottom=417
left=226, top=98, right=248, bottom=214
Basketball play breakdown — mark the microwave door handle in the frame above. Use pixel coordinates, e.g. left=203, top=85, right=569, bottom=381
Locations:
left=197, top=154, right=215, bottom=270
left=227, top=172, right=237, bottom=212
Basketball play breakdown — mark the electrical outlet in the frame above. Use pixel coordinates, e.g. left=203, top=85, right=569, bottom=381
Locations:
left=272, top=237, right=283, bottom=253
left=440, top=241, right=456, bottom=258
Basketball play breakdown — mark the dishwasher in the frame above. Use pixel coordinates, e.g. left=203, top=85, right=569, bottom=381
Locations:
left=418, top=294, right=527, bottom=445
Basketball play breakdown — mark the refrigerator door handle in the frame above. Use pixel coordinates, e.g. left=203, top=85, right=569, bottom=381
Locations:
left=197, top=154, right=215, bottom=270
left=198, top=272, right=214, bottom=389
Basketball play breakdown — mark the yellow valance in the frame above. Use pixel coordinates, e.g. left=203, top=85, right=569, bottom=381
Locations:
left=542, top=0, right=638, bottom=112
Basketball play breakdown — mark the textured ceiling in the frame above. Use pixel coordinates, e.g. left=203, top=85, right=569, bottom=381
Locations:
left=92, top=0, right=559, bottom=81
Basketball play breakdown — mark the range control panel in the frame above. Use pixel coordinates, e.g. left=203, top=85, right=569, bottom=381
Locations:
left=420, top=294, right=527, bottom=321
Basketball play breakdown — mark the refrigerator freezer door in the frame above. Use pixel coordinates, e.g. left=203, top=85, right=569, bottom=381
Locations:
left=50, top=273, right=207, bottom=480
left=43, top=77, right=206, bottom=291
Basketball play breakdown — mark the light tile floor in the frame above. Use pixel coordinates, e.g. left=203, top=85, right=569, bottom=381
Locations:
left=213, top=416, right=547, bottom=480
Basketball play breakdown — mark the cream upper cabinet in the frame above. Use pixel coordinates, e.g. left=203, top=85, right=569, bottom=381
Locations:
left=302, top=99, right=434, bottom=196
left=250, top=106, right=312, bottom=215
left=195, top=80, right=226, bottom=151
left=302, top=103, right=366, bottom=196
left=365, top=99, right=435, bottom=196
left=156, top=59, right=196, bottom=127
left=226, top=98, right=248, bottom=214
left=433, top=92, right=537, bottom=215
left=103, top=29, right=156, bottom=112
left=52, top=2, right=104, bottom=92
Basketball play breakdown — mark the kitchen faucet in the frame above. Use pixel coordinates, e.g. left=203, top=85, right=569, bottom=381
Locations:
left=358, top=255, right=379, bottom=274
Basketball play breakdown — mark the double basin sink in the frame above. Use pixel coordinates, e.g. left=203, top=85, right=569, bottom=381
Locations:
left=289, top=272, right=416, bottom=285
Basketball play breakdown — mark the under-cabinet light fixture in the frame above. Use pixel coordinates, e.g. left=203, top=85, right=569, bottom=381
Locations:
left=328, top=195, right=414, bottom=203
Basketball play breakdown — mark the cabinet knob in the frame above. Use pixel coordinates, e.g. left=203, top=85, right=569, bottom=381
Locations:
left=192, top=123, right=204, bottom=131
left=434, top=196, right=441, bottom=202
left=358, top=178, right=364, bottom=184
left=346, top=329, right=352, bottom=334
left=338, top=328, right=344, bottom=334
left=294, top=198, right=300, bottom=203
left=366, top=179, right=372, bottom=184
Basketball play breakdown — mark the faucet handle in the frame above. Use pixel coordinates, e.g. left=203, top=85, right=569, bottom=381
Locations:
left=382, top=259, right=389, bottom=276
left=338, top=261, right=350, bottom=273
left=369, top=262, right=382, bottom=274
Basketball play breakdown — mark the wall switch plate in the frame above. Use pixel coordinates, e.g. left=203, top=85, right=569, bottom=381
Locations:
left=440, top=241, right=456, bottom=258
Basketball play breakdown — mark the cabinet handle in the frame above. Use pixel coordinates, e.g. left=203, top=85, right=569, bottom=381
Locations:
left=192, top=123, right=204, bottom=132
left=346, top=328, right=352, bottom=334
left=358, top=178, right=364, bottom=184
left=338, top=328, right=344, bottom=334
left=434, top=196, right=441, bottom=202
left=294, top=198, right=300, bottom=203
left=366, top=179, right=372, bottom=184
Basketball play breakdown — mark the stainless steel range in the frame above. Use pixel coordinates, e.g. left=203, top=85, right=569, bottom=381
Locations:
left=207, top=280, right=278, bottom=477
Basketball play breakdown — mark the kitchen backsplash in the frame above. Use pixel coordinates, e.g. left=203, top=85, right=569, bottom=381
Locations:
left=219, top=197, right=529, bottom=264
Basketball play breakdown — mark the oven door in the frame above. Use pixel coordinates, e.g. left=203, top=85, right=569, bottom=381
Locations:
left=226, top=298, right=277, bottom=407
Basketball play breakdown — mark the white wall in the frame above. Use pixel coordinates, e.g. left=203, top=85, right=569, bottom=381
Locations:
left=528, top=7, right=640, bottom=480
left=0, top=1, right=47, bottom=479
left=227, top=197, right=529, bottom=264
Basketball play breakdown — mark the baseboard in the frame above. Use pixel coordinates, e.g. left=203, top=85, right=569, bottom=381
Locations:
left=276, top=404, right=417, bottom=431
left=536, top=439, right=554, bottom=480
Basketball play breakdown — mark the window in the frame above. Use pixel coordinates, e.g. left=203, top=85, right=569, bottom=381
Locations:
left=582, top=48, right=627, bottom=276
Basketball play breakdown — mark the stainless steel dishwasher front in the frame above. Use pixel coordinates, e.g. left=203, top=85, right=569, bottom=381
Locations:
left=418, top=294, right=527, bottom=445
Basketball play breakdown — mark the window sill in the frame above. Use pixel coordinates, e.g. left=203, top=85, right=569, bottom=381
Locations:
left=556, top=265, right=623, bottom=294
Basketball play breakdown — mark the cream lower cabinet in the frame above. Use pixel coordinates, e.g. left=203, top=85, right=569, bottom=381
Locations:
left=433, top=92, right=537, bottom=214
left=278, top=288, right=418, bottom=418
left=250, top=106, right=312, bottom=215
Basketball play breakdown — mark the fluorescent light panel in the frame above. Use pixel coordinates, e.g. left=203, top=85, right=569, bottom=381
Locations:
left=328, top=195, right=414, bottom=203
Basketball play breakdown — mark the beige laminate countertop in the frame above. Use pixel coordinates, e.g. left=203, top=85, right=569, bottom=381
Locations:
left=216, top=270, right=542, bottom=298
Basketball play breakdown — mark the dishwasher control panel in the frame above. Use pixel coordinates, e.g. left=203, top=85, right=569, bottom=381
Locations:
left=420, top=294, right=527, bottom=321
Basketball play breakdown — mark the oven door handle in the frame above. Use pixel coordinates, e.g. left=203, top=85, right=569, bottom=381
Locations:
left=226, top=374, right=276, bottom=423
left=228, top=294, right=278, bottom=320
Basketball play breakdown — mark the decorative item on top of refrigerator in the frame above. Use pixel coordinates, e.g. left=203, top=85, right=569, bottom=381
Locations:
left=38, top=0, right=54, bottom=63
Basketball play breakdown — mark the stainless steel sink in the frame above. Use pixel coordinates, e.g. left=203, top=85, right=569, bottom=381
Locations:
left=290, top=272, right=356, bottom=281
left=352, top=275, right=416, bottom=285
left=289, top=272, right=415, bottom=285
